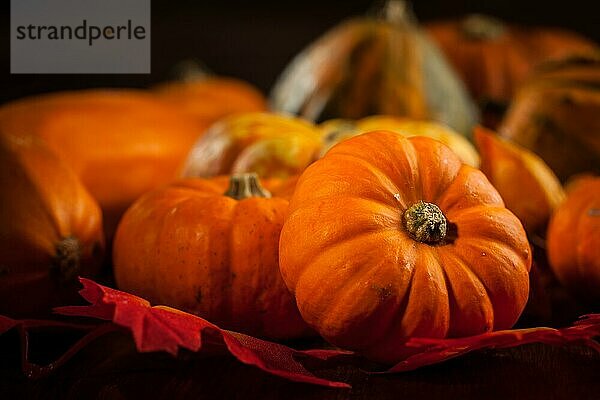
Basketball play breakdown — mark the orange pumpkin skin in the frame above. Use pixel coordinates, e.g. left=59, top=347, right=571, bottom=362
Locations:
left=0, top=90, right=203, bottom=238
left=113, top=175, right=309, bottom=339
left=280, top=131, right=531, bottom=363
left=547, top=176, right=600, bottom=301
left=0, top=133, right=104, bottom=317
left=153, top=77, right=267, bottom=127
left=426, top=15, right=598, bottom=107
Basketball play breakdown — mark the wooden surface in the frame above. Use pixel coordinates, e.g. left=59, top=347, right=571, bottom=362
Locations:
left=1, top=330, right=599, bottom=400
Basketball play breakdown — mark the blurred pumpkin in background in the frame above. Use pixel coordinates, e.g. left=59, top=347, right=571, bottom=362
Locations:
left=0, top=81, right=264, bottom=238
left=319, top=115, right=480, bottom=167
left=270, top=0, right=479, bottom=136
left=475, top=126, right=564, bottom=234
left=426, top=14, right=598, bottom=117
left=0, top=90, right=199, bottom=238
left=547, top=175, right=600, bottom=302
left=181, top=112, right=322, bottom=179
left=0, top=132, right=104, bottom=317
left=153, top=62, right=267, bottom=127
left=498, top=55, right=600, bottom=182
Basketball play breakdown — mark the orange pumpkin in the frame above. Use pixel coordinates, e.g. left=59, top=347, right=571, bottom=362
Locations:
left=547, top=175, right=600, bottom=301
left=474, top=126, right=564, bottom=233
left=498, top=55, right=600, bottom=181
left=279, top=131, right=531, bottom=363
left=113, top=173, right=310, bottom=339
left=0, top=89, right=202, bottom=238
left=426, top=14, right=598, bottom=108
left=0, top=132, right=104, bottom=317
left=153, top=76, right=267, bottom=127
left=181, top=113, right=322, bottom=179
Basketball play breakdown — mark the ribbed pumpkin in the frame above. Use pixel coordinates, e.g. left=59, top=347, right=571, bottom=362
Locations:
left=270, top=0, right=478, bottom=136
left=279, top=131, right=531, bottom=363
left=113, top=173, right=310, bottom=339
left=547, top=175, right=600, bottom=302
left=475, top=126, right=564, bottom=234
left=320, top=116, right=480, bottom=167
left=181, top=112, right=322, bottom=179
left=499, top=55, right=600, bottom=181
left=426, top=14, right=598, bottom=109
left=0, top=89, right=201, bottom=238
left=0, top=132, right=104, bottom=317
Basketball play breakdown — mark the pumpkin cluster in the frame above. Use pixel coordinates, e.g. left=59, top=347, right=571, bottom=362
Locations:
left=1, top=0, right=598, bottom=366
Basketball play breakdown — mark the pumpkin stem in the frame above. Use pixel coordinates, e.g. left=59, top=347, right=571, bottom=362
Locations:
left=225, top=173, right=271, bottom=200
left=53, top=236, right=82, bottom=283
left=375, top=0, right=415, bottom=25
left=169, top=59, right=212, bottom=82
left=403, top=201, right=448, bottom=245
left=461, top=14, right=506, bottom=40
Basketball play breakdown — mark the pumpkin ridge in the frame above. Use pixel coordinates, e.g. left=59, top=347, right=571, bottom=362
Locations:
left=317, top=255, right=399, bottom=347
left=452, top=238, right=529, bottom=330
left=295, top=228, right=403, bottom=296
left=396, top=246, right=450, bottom=338
left=323, top=152, right=408, bottom=208
left=440, top=249, right=495, bottom=335
left=362, top=240, right=419, bottom=354
left=300, top=230, right=410, bottom=347
left=331, top=132, right=423, bottom=201
left=410, top=137, right=463, bottom=203
left=448, top=205, right=528, bottom=249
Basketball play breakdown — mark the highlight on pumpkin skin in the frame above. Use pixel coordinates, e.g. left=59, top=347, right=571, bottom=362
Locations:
left=180, top=112, right=322, bottom=179
left=547, top=175, right=600, bottom=302
left=113, top=173, right=311, bottom=339
left=279, top=130, right=532, bottom=364
left=318, top=116, right=480, bottom=167
left=474, top=125, right=565, bottom=234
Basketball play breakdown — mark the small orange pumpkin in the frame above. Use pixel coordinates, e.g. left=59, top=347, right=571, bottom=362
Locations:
left=113, top=173, right=309, bottom=339
left=280, top=131, right=531, bottom=363
left=0, top=133, right=104, bottom=317
left=547, top=175, right=600, bottom=301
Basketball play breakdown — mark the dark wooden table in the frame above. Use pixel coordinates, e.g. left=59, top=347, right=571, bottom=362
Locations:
left=1, top=329, right=599, bottom=400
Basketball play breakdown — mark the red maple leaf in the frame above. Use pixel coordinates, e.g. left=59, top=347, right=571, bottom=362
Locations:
left=55, top=278, right=352, bottom=388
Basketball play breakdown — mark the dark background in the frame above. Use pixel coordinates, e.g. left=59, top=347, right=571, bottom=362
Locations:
left=0, top=0, right=599, bottom=104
